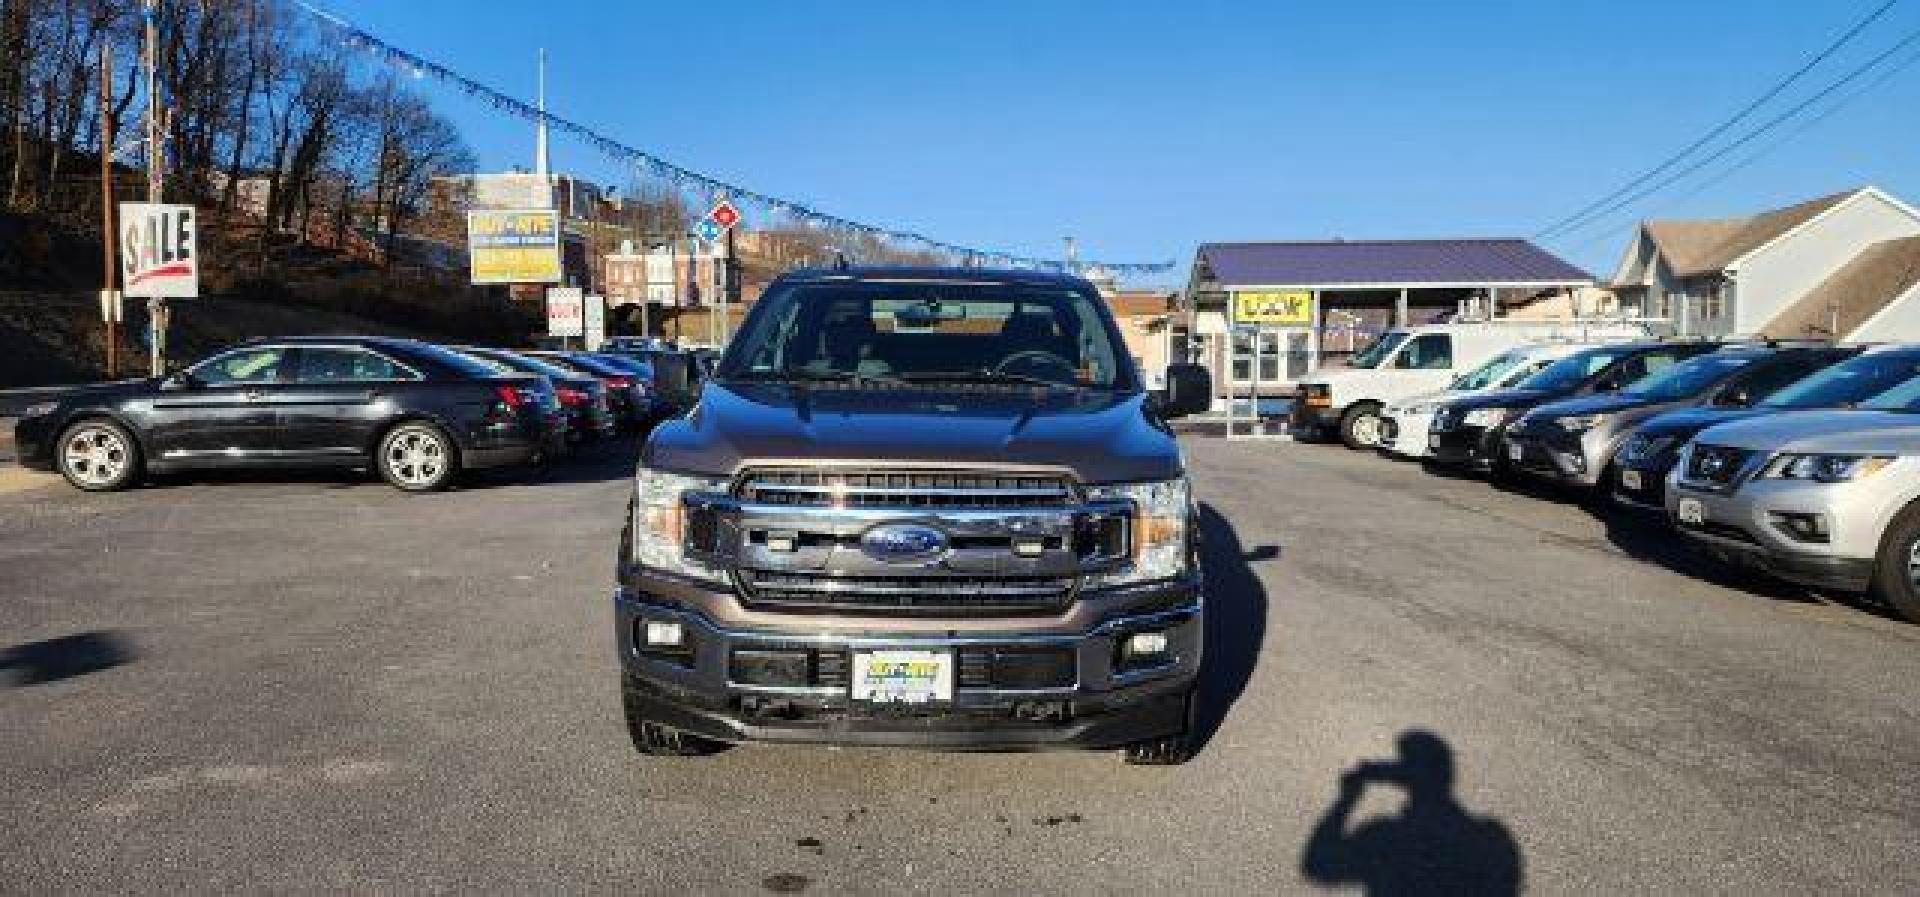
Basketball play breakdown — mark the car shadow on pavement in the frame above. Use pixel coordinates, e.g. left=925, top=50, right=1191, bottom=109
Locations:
left=1300, top=729, right=1524, bottom=896
left=2, top=631, right=137, bottom=687
left=1190, top=503, right=1273, bottom=755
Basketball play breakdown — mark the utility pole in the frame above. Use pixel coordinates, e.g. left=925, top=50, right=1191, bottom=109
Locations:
left=142, top=0, right=168, bottom=375
left=99, top=41, right=120, bottom=379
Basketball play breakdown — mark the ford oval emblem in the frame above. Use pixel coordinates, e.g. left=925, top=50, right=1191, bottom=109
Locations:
left=860, top=523, right=950, bottom=564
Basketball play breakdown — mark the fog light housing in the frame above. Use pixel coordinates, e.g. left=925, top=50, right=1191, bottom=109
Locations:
left=1115, top=630, right=1173, bottom=674
left=1768, top=511, right=1831, bottom=544
left=644, top=621, right=685, bottom=647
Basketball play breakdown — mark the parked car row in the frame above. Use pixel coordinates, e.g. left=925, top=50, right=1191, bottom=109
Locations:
left=12, top=336, right=710, bottom=494
left=1301, top=334, right=1920, bottom=623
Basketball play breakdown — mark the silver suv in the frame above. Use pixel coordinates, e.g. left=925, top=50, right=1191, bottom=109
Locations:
left=1666, top=379, right=1920, bottom=621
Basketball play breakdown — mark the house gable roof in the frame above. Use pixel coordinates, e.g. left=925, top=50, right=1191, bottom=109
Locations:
left=1196, top=239, right=1590, bottom=288
left=1638, top=188, right=1861, bottom=279
left=1761, top=234, right=1920, bottom=339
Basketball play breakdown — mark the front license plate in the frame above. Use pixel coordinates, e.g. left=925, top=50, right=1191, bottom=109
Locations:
left=1620, top=469, right=1643, bottom=491
left=1429, top=434, right=1442, bottom=449
left=1677, top=498, right=1705, bottom=526
left=851, top=650, right=954, bottom=704
left=1507, top=442, right=1524, bottom=461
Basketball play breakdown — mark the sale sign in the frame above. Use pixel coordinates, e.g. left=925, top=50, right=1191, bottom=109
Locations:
left=119, top=203, right=199, bottom=299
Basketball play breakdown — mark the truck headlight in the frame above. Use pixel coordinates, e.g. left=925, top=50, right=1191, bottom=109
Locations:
left=1463, top=407, right=1509, bottom=427
left=630, top=468, right=730, bottom=584
left=1085, top=478, right=1192, bottom=587
left=1758, top=454, right=1893, bottom=484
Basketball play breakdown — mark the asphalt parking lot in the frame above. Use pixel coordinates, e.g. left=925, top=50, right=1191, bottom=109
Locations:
left=5, top=437, right=1920, bottom=892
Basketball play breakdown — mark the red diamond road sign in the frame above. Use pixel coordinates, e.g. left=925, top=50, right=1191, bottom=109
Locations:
left=707, top=200, right=741, bottom=231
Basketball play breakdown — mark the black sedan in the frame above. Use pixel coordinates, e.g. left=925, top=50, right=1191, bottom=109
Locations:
left=13, top=336, right=560, bottom=492
left=450, top=347, right=617, bottom=443
left=1427, top=342, right=1719, bottom=473
left=525, top=351, right=659, bottom=431
left=1503, top=345, right=1854, bottom=493
left=1611, top=343, right=1920, bottom=510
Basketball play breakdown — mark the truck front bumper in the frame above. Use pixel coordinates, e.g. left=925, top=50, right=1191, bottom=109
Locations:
left=613, top=578, right=1202, bottom=750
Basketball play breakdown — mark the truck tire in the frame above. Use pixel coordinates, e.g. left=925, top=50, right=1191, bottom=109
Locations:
left=622, top=682, right=726, bottom=757
left=1870, top=503, right=1920, bottom=624
left=1123, top=691, right=1198, bottom=766
left=1338, top=402, right=1385, bottom=450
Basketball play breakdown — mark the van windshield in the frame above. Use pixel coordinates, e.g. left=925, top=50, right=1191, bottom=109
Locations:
left=1450, top=351, right=1526, bottom=390
left=717, top=280, right=1134, bottom=389
left=1348, top=332, right=1409, bottom=370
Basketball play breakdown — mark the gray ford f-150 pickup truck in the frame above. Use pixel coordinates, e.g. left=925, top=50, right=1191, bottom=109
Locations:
left=613, top=266, right=1213, bottom=764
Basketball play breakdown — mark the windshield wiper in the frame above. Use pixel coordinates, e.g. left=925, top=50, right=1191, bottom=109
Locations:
left=730, top=368, right=909, bottom=386
left=898, top=369, right=1080, bottom=388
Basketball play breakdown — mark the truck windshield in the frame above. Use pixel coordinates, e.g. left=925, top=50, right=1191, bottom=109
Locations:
left=1762, top=350, right=1920, bottom=409
left=1621, top=353, right=1760, bottom=402
left=717, top=281, right=1135, bottom=389
left=1516, top=346, right=1640, bottom=392
left=1450, top=351, right=1526, bottom=390
left=1347, top=331, right=1409, bottom=369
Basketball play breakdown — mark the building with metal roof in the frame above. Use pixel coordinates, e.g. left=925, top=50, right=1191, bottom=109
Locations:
left=1178, top=237, right=1594, bottom=396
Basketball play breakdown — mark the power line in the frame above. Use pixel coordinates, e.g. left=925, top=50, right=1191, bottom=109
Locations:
left=1535, top=0, right=1901, bottom=240
left=1559, top=39, right=1920, bottom=262
left=1546, top=20, right=1920, bottom=243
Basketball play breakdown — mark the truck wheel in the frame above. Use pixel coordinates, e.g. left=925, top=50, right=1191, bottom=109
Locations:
left=55, top=418, right=142, bottom=492
left=622, top=683, right=726, bottom=757
left=1338, top=402, right=1385, bottom=450
left=1123, top=691, right=1197, bottom=766
left=1870, top=504, right=1920, bottom=623
left=376, top=422, right=459, bottom=492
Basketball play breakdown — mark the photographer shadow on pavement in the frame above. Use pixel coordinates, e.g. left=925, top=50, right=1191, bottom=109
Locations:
left=1301, top=730, right=1523, bottom=896
left=1189, top=503, right=1274, bottom=755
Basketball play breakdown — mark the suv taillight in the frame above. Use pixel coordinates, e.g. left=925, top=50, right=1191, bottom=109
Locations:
left=556, top=386, right=589, bottom=407
left=494, top=384, right=527, bottom=407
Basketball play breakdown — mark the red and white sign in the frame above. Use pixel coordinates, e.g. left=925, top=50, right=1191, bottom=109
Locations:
left=119, top=203, right=199, bottom=299
left=546, top=287, right=584, bottom=338
left=707, top=199, right=741, bottom=231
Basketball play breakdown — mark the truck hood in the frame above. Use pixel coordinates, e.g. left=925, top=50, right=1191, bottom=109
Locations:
left=645, top=382, right=1183, bottom=483
left=1694, top=409, right=1920, bottom=454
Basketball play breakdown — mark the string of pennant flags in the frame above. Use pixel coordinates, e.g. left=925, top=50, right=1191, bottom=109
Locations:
left=292, top=1, right=1175, bottom=276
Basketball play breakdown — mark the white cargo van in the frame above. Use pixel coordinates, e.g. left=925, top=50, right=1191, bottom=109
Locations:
left=1291, top=321, right=1648, bottom=448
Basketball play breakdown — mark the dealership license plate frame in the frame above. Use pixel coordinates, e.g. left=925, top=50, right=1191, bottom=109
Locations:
left=1507, top=442, right=1524, bottom=462
left=1621, top=469, right=1643, bottom=492
left=1677, top=497, right=1705, bottom=526
left=851, top=649, right=955, bottom=705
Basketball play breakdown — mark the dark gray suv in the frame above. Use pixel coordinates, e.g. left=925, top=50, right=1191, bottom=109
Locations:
left=613, top=267, right=1212, bottom=764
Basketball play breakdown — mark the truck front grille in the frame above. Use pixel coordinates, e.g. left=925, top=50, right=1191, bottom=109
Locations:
left=739, top=570, right=1076, bottom=615
left=736, top=467, right=1075, bottom=509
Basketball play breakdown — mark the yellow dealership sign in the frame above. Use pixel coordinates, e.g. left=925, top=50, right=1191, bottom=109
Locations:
left=467, top=209, right=562, bottom=284
left=1232, top=290, right=1314, bottom=325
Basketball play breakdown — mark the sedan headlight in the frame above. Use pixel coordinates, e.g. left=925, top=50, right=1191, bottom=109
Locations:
left=630, top=468, right=731, bottom=584
left=1758, top=454, right=1894, bottom=484
left=22, top=401, right=59, bottom=418
left=1085, top=478, right=1191, bottom=587
left=1463, top=407, right=1509, bottom=427
left=1554, top=413, right=1609, bottom=432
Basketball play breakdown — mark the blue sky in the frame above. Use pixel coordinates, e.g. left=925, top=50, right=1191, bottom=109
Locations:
left=322, top=0, right=1920, bottom=283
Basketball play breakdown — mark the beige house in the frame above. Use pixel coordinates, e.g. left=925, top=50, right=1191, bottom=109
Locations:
left=1609, top=186, right=1920, bottom=340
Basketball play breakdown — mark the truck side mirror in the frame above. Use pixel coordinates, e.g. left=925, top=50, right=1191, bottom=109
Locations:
left=1160, top=363, right=1212, bottom=419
